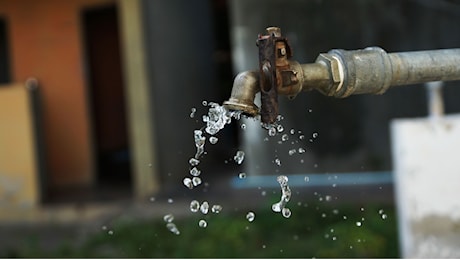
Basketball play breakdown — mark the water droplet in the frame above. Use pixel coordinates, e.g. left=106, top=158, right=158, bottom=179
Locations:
left=356, top=221, right=362, bottom=227
left=192, top=176, right=202, bottom=186
left=304, top=176, right=309, bottom=182
left=238, top=172, right=246, bottom=179
left=300, top=159, right=304, bottom=163
left=198, top=219, right=208, bottom=228
left=277, top=175, right=288, bottom=185
left=209, top=136, right=218, bottom=144
left=343, top=215, right=347, bottom=220
left=268, top=126, right=276, bottom=136
left=101, top=225, right=107, bottom=230
left=246, top=211, right=255, bottom=222
left=148, top=163, right=152, bottom=168
left=241, top=123, right=246, bottom=130
left=277, top=124, right=284, bottom=132
left=321, top=213, right=327, bottom=218
left=194, top=130, right=206, bottom=158
left=202, top=100, right=208, bottom=106
left=167, top=198, right=174, bottom=203
left=332, top=236, right=337, bottom=241
left=190, top=200, right=200, bottom=212
left=211, top=204, right=222, bottom=213
left=261, top=190, right=266, bottom=196
left=108, top=230, right=114, bottom=235
left=189, top=158, right=200, bottom=166
left=290, top=128, right=295, bottom=135
left=262, top=245, right=266, bottom=249
left=166, top=223, right=180, bottom=235
left=274, top=158, right=281, bottom=166
left=272, top=202, right=282, bottom=212
left=200, top=201, right=209, bottom=214
left=183, top=177, right=193, bottom=189
left=299, top=135, right=305, bottom=140
left=163, top=214, right=174, bottom=223
left=281, top=134, right=289, bottom=141
left=282, top=208, right=291, bottom=218
left=298, top=147, right=305, bottom=153
left=288, top=149, right=296, bottom=156
left=234, top=150, right=245, bottom=164
left=330, top=228, right=334, bottom=233
left=190, top=167, right=201, bottom=177
left=149, top=197, right=155, bottom=202
left=190, top=107, right=196, bottom=118
left=312, top=132, right=318, bottom=138
left=308, top=109, right=313, bottom=113
left=314, top=163, right=318, bottom=168
left=379, top=209, right=384, bottom=214
left=360, top=207, right=365, bottom=211
left=381, top=214, right=388, bottom=220
left=325, top=195, right=332, bottom=201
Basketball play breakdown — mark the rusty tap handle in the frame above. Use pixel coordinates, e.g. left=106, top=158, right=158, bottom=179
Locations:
left=257, top=27, right=295, bottom=124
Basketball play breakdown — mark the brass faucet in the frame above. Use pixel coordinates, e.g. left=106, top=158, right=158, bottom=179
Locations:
left=223, top=26, right=460, bottom=124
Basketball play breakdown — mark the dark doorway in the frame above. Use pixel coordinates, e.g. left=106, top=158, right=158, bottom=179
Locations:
left=82, top=5, right=132, bottom=193
left=0, top=17, right=10, bottom=84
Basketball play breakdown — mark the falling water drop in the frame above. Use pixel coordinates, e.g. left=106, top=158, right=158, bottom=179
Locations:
left=290, top=128, right=295, bottom=135
left=281, top=134, right=289, bottom=141
left=238, top=172, right=247, bottom=179
left=312, top=132, right=318, bottom=138
left=209, top=136, right=218, bottom=144
left=268, top=127, right=276, bottom=136
left=288, top=149, right=296, bottom=156
left=189, top=158, right=200, bottom=166
left=211, top=204, right=223, bottom=213
left=274, top=158, right=281, bottom=166
left=190, top=200, right=200, bottom=212
left=246, top=211, right=255, bottom=222
left=192, top=176, right=202, bottom=186
left=241, top=123, right=246, bottom=130
left=163, top=214, right=174, bottom=223
left=356, top=221, right=362, bottom=227
left=198, top=219, right=207, bottom=228
left=200, top=201, right=209, bottom=214
left=190, top=167, right=201, bottom=177
left=277, top=124, right=284, bottom=132
left=298, top=147, right=306, bottom=153
left=183, top=177, right=193, bottom=189
left=190, top=107, right=196, bottom=118
left=282, top=208, right=291, bottom=218
left=234, top=150, right=245, bottom=164
left=166, top=223, right=180, bottom=235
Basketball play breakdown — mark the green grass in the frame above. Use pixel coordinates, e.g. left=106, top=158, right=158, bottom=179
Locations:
left=4, top=200, right=399, bottom=258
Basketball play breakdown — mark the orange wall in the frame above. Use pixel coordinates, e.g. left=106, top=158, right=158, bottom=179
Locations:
left=0, top=0, right=114, bottom=187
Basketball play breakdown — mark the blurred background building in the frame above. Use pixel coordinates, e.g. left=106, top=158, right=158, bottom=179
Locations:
left=0, top=0, right=459, bottom=221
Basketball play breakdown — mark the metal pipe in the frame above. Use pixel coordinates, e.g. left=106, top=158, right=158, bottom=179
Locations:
left=321, top=47, right=460, bottom=98
left=224, top=46, right=460, bottom=119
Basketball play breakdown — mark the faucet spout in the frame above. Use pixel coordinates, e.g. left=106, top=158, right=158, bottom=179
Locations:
left=223, top=70, right=259, bottom=116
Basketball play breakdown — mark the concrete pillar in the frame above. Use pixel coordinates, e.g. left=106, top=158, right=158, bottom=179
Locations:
left=118, top=0, right=160, bottom=198
left=392, top=114, right=460, bottom=257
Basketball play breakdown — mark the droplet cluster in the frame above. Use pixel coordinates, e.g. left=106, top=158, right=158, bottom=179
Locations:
left=272, top=175, right=292, bottom=218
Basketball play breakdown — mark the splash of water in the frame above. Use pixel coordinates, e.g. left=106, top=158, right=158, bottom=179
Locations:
left=272, top=175, right=292, bottom=218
